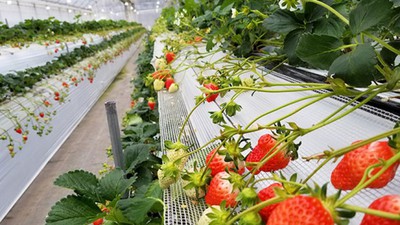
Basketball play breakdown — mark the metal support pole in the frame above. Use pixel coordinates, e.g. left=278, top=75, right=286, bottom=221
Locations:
left=105, top=101, right=125, bottom=170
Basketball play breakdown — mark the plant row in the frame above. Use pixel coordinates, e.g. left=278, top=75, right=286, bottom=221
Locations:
left=0, top=18, right=141, bottom=46
left=1, top=26, right=146, bottom=157
left=0, top=26, right=145, bottom=101
left=149, top=1, right=400, bottom=225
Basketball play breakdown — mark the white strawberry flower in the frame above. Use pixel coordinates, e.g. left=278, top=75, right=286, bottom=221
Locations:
left=279, top=0, right=302, bottom=11
left=231, top=8, right=238, bottom=18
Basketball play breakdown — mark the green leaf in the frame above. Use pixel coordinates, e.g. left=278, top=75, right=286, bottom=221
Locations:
left=263, top=9, right=303, bottom=33
left=283, top=29, right=306, bottom=65
left=98, top=169, right=137, bottom=201
left=296, top=34, right=343, bottom=69
left=124, top=144, right=151, bottom=172
left=133, top=166, right=154, bottom=188
left=145, top=180, right=163, bottom=199
left=117, top=197, right=163, bottom=224
left=54, top=170, right=99, bottom=201
left=313, top=17, right=346, bottom=38
left=329, top=44, right=377, bottom=87
left=142, top=122, right=159, bottom=137
left=46, top=195, right=101, bottom=225
left=304, top=0, right=333, bottom=22
left=349, top=0, right=393, bottom=34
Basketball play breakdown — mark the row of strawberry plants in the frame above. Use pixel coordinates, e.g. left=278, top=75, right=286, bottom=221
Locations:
left=46, top=36, right=165, bottom=225
left=0, top=26, right=145, bottom=101
left=1, top=27, right=146, bottom=157
left=150, top=1, right=400, bottom=224
left=0, top=18, right=141, bottom=46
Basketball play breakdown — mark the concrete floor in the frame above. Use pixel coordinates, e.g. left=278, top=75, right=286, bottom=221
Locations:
left=0, top=44, right=142, bottom=225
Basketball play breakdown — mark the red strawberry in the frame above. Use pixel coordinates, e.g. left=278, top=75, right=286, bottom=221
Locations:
left=62, top=81, right=69, bottom=88
left=54, top=91, right=60, bottom=97
left=165, top=51, right=175, bottom=64
left=92, top=218, right=103, bottom=225
left=165, top=77, right=175, bottom=90
left=331, top=141, right=399, bottom=190
left=44, top=100, right=51, bottom=107
left=39, top=112, right=45, bottom=118
left=258, top=183, right=283, bottom=222
left=148, top=98, right=156, bottom=110
left=130, top=100, right=135, bottom=108
left=22, top=135, right=28, bottom=142
left=54, top=96, right=60, bottom=101
left=267, top=195, right=334, bottom=225
left=203, top=83, right=219, bottom=102
left=55, top=39, right=60, bottom=44
left=205, top=148, right=245, bottom=176
left=360, top=195, right=400, bottom=225
left=205, top=171, right=241, bottom=207
left=54, top=48, right=59, bottom=53
left=15, top=127, right=22, bottom=134
left=246, top=134, right=290, bottom=174
left=194, top=36, right=203, bottom=42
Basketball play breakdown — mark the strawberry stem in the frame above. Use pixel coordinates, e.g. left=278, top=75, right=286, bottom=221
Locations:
left=177, top=97, right=206, bottom=142
left=339, top=203, right=400, bottom=220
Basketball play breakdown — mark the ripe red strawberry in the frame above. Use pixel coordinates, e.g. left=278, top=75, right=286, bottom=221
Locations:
left=92, top=218, right=103, bottom=225
left=55, top=39, right=60, bottom=44
left=205, top=148, right=245, bottom=177
left=165, top=77, right=175, bottom=90
left=44, top=100, right=51, bottom=107
left=360, top=195, right=400, bottom=225
left=54, top=91, right=60, bottom=97
left=246, top=134, right=290, bottom=174
left=267, top=195, right=334, bottom=225
left=148, top=98, right=156, bottom=110
left=15, top=127, right=22, bottom=134
left=62, top=81, right=69, bottom=88
left=331, top=141, right=399, bottom=190
left=39, top=112, right=45, bottom=118
left=205, top=171, right=242, bottom=207
left=194, top=36, right=203, bottom=42
left=165, top=51, right=175, bottom=64
left=203, top=83, right=219, bottom=102
left=130, top=100, right=135, bottom=108
left=258, top=183, right=283, bottom=222
left=54, top=48, right=59, bottom=53
left=54, top=96, right=60, bottom=101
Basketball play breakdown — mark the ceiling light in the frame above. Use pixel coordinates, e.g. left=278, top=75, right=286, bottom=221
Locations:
left=46, top=6, right=51, bottom=10
left=130, top=6, right=133, bottom=10
left=134, top=9, right=137, bottom=12
left=110, top=11, right=114, bottom=14
left=68, top=9, right=72, bottom=13
left=101, top=9, right=105, bottom=12
left=124, top=2, right=129, bottom=6
left=66, top=0, right=71, bottom=3
left=6, top=0, right=12, bottom=5
left=84, top=12, right=87, bottom=15
left=88, top=5, right=92, bottom=9
left=157, top=1, right=160, bottom=4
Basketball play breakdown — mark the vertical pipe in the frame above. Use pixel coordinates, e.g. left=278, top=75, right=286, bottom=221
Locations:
left=105, top=101, right=125, bottom=170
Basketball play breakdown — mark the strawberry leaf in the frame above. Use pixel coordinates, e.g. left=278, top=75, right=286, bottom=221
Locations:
left=45, top=195, right=101, bottom=225
left=117, top=197, right=164, bottom=224
left=54, top=170, right=100, bottom=201
left=296, top=34, right=343, bottom=70
left=97, top=169, right=136, bottom=201
left=349, top=0, right=393, bottom=34
left=329, top=44, right=377, bottom=87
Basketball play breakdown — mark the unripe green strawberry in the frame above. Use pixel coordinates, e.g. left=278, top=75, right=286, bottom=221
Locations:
left=181, top=165, right=210, bottom=203
left=241, top=77, right=254, bottom=87
left=239, top=211, right=262, bottom=225
left=167, top=148, right=189, bottom=170
left=168, top=83, right=179, bottom=93
left=157, top=169, right=175, bottom=189
left=197, top=206, right=223, bottom=225
left=155, top=58, right=167, bottom=70
left=153, top=79, right=165, bottom=91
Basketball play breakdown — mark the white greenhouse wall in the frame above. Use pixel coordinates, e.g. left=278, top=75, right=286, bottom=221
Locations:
left=0, top=41, right=142, bottom=222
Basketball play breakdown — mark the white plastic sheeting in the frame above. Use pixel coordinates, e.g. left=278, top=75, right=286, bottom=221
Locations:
left=154, top=38, right=400, bottom=224
left=0, top=40, right=142, bottom=222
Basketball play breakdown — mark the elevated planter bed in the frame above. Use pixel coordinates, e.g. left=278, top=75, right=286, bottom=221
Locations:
left=0, top=35, right=144, bottom=221
left=153, top=37, right=400, bottom=224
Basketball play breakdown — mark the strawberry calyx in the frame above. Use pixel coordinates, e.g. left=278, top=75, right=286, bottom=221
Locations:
left=388, top=121, right=400, bottom=150
left=206, top=203, right=231, bottom=224
left=236, top=187, right=258, bottom=208
left=164, top=140, right=188, bottom=151
left=182, top=162, right=211, bottom=200
left=307, top=183, right=356, bottom=225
